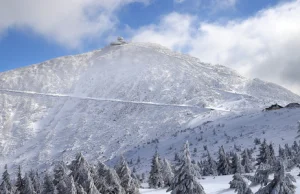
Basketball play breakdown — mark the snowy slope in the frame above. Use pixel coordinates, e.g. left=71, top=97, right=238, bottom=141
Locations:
left=0, top=42, right=299, bottom=172
left=140, top=168, right=300, bottom=194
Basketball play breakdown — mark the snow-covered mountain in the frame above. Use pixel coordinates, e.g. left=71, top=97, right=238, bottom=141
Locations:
left=0, top=42, right=299, bottom=171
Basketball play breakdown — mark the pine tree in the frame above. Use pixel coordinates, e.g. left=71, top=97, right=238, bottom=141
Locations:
left=95, top=162, right=125, bottom=194
left=29, top=170, right=41, bottom=194
left=160, top=158, right=174, bottom=187
left=256, top=160, right=296, bottom=194
left=241, top=149, right=254, bottom=173
left=292, top=141, right=299, bottom=154
left=285, top=143, right=293, bottom=159
left=268, top=143, right=276, bottom=165
left=206, top=149, right=218, bottom=176
left=69, top=153, right=99, bottom=194
left=115, top=155, right=139, bottom=194
left=0, top=181, right=11, bottom=194
left=229, top=174, right=253, bottom=194
left=1, top=165, right=12, bottom=192
left=148, top=152, right=164, bottom=188
left=23, top=173, right=35, bottom=194
left=42, top=173, right=55, bottom=194
left=244, top=163, right=273, bottom=186
left=231, top=153, right=243, bottom=174
left=217, top=146, right=231, bottom=175
left=167, top=141, right=206, bottom=194
left=279, top=145, right=287, bottom=161
left=296, top=121, right=300, bottom=139
left=256, top=139, right=271, bottom=165
left=16, top=166, right=24, bottom=194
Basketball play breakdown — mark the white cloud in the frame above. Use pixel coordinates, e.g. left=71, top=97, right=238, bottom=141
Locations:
left=132, top=0, right=300, bottom=94
left=0, top=0, right=149, bottom=48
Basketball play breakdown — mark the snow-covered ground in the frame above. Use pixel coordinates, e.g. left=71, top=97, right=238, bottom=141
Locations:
left=140, top=169, right=300, bottom=194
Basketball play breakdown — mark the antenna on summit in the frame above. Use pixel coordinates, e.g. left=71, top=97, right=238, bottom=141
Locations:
left=110, top=36, right=128, bottom=46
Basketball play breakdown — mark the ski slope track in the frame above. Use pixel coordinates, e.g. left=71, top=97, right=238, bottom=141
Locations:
left=0, top=89, right=203, bottom=109
left=0, top=42, right=300, bottom=173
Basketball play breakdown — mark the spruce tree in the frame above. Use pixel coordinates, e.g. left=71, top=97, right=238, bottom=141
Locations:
left=167, top=141, right=206, bottom=194
left=268, top=143, right=276, bottom=165
left=148, top=152, right=164, bottom=188
left=217, top=146, right=231, bottom=175
left=296, top=121, right=300, bottom=139
left=231, top=153, right=243, bottom=174
left=241, top=149, right=254, bottom=173
left=229, top=174, right=253, bottom=194
left=160, top=158, right=174, bottom=187
left=0, top=181, right=11, bottom=194
left=256, top=139, right=271, bottom=165
left=279, top=145, right=287, bottom=161
left=23, top=173, right=35, bottom=194
left=29, top=170, right=41, bottom=194
left=115, top=156, right=139, bottom=194
left=256, top=160, right=296, bottom=194
left=292, top=141, right=299, bottom=154
left=244, top=163, right=273, bottom=187
left=95, top=162, right=125, bottom=194
left=206, top=149, right=218, bottom=176
left=42, top=173, right=55, bottom=194
left=16, top=166, right=24, bottom=194
left=1, top=165, right=12, bottom=192
left=69, top=153, right=99, bottom=194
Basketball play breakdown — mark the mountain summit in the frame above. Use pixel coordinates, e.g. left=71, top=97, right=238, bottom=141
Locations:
left=0, top=42, right=299, bottom=170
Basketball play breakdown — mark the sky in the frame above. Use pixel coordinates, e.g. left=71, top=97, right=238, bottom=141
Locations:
left=0, top=0, right=300, bottom=94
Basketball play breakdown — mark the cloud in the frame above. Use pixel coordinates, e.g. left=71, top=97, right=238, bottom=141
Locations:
left=132, top=0, right=300, bottom=94
left=0, top=0, right=149, bottom=48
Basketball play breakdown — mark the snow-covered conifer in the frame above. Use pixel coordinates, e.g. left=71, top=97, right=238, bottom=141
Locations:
left=279, top=145, right=287, bottom=161
left=256, top=139, right=271, bottom=165
left=167, top=141, right=206, bottom=194
left=256, top=160, right=296, bottom=194
left=244, top=163, right=273, bottom=186
left=229, top=174, right=253, bottom=194
left=160, top=158, right=174, bottom=187
left=217, top=146, right=231, bottom=175
left=292, top=141, right=299, bottom=154
left=148, top=151, right=164, bottom=189
left=23, top=173, right=35, bottom=194
left=115, top=155, right=139, bottom=194
left=231, top=153, right=243, bottom=174
left=1, top=165, right=12, bottom=192
left=95, top=162, right=125, bottom=194
left=29, top=170, right=41, bottom=194
left=16, top=166, right=24, bottom=193
left=241, top=149, right=254, bottom=173
left=69, top=153, right=99, bottom=194
left=42, top=173, right=55, bottom=194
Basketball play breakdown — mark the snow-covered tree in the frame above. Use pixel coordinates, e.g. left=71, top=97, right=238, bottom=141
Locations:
left=160, top=158, right=174, bottom=187
left=69, top=153, right=99, bottom=194
left=0, top=181, right=12, bottom=194
left=256, top=160, right=296, bottom=194
left=279, top=145, right=287, bottom=161
left=292, top=141, right=299, bottom=154
left=229, top=174, right=253, bottom=194
left=217, top=146, right=231, bottom=175
left=1, top=165, right=12, bottom=192
left=268, top=143, right=276, bottom=165
left=95, top=162, right=125, bottom=194
left=205, top=149, right=218, bottom=176
left=23, top=173, right=35, bottom=194
left=241, top=149, right=254, bottom=173
left=148, top=151, right=164, bottom=188
left=29, top=170, right=41, bottom=194
left=167, top=141, right=206, bottom=194
left=244, top=163, right=273, bottom=187
left=231, top=153, right=243, bottom=174
left=42, top=173, right=55, bottom=194
left=115, top=156, right=139, bottom=194
left=16, top=166, right=24, bottom=194
left=285, top=143, right=293, bottom=159
left=256, top=139, right=271, bottom=166
left=296, top=121, right=300, bottom=139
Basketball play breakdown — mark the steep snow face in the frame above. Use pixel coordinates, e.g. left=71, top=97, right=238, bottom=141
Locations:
left=0, top=42, right=299, bottom=171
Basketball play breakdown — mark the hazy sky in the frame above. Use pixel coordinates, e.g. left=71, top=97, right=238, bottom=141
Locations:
left=1, top=0, right=300, bottom=94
